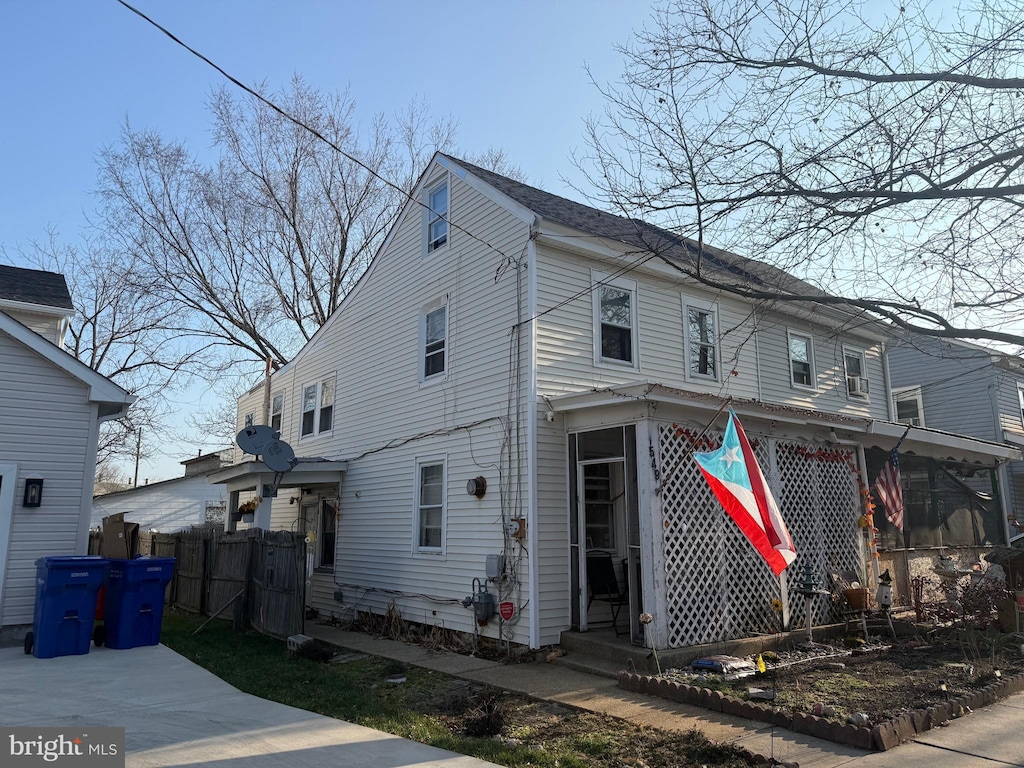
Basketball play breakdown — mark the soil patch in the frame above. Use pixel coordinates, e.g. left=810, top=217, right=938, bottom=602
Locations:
left=659, top=632, right=1024, bottom=726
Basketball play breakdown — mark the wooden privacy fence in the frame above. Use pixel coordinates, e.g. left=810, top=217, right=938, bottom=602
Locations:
left=150, top=528, right=306, bottom=639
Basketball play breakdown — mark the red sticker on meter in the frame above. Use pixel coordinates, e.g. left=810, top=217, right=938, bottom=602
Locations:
left=498, top=601, right=515, bottom=621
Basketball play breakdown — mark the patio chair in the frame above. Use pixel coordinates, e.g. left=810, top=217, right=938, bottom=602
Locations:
left=586, top=551, right=626, bottom=636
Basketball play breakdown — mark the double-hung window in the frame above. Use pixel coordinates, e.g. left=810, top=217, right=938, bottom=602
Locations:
left=423, top=304, right=447, bottom=379
left=1018, top=386, right=1024, bottom=429
left=415, top=458, right=445, bottom=553
left=684, top=300, right=718, bottom=380
left=843, top=348, right=869, bottom=398
left=593, top=272, right=638, bottom=367
left=426, top=181, right=448, bottom=253
left=301, top=377, right=335, bottom=438
left=788, top=331, right=815, bottom=388
left=244, top=412, right=255, bottom=428
left=270, top=394, right=283, bottom=432
left=893, top=387, right=924, bottom=426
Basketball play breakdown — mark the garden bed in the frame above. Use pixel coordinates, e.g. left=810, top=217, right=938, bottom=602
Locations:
left=620, top=631, right=1024, bottom=751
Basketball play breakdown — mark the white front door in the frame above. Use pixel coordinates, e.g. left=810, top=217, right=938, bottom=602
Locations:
left=0, top=464, right=18, bottom=623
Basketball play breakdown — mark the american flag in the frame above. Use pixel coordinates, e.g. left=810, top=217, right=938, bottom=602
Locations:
left=875, top=448, right=904, bottom=531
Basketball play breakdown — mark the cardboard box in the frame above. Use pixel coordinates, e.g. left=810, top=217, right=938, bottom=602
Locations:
left=100, top=512, right=140, bottom=559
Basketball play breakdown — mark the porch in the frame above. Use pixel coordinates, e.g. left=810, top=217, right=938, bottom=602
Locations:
left=551, top=383, right=1020, bottom=653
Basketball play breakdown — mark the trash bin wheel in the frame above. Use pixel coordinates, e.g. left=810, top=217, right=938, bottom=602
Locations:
left=23, top=631, right=33, bottom=655
left=93, top=624, right=106, bottom=647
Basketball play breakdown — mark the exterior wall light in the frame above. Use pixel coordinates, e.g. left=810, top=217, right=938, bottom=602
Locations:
left=23, top=478, right=43, bottom=507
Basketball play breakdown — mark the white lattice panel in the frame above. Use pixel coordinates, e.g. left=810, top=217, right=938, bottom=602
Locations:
left=658, top=425, right=861, bottom=648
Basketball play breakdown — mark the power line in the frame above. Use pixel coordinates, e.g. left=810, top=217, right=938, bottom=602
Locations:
left=116, top=0, right=513, bottom=265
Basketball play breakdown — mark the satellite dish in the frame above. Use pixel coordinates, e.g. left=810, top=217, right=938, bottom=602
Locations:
left=262, top=438, right=296, bottom=473
left=236, top=425, right=278, bottom=455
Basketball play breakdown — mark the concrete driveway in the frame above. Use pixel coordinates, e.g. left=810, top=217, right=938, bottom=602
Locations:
left=0, top=644, right=500, bottom=768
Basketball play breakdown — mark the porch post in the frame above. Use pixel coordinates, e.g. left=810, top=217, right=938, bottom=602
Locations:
left=637, top=418, right=669, bottom=649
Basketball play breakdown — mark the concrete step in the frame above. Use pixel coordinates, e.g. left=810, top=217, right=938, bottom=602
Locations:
left=553, top=652, right=626, bottom=679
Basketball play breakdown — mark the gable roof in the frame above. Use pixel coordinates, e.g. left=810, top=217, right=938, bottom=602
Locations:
left=442, top=155, right=825, bottom=297
left=0, top=310, right=133, bottom=418
left=0, top=265, right=74, bottom=311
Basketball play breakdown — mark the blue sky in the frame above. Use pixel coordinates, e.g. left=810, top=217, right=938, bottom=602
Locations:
left=1, top=1, right=652, bottom=480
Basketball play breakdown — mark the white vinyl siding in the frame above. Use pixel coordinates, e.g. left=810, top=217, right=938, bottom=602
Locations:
left=0, top=331, right=96, bottom=626
left=592, top=271, right=638, bottom=369
left=250, top=168, right=534, bottom=646
left=91, top=475, right=228, bottom=533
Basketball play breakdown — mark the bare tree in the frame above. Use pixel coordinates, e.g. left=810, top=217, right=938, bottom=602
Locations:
left=580, top=0, right=1024, bottom=347
left=12, top=232, right=207, bottom=467
left=98, top=77, right=460, bottom=372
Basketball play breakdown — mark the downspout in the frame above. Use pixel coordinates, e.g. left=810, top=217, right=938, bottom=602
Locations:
left=527, top=219, right=541, bottom=649
left=262, top=357, right=273, bottom=426
left=880, top=341, right=895, bottom=421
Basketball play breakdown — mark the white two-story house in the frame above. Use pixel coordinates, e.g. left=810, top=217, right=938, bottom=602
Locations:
left=213, top=155, right=1017, bottom=651
left=0, top=266, right=133, bottom=640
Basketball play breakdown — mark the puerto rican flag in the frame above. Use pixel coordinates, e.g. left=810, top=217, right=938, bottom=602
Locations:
left=693, top=410, right=797, bottom=576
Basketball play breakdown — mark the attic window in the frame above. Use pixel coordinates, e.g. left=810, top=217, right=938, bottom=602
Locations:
left=426, top=181, right=448, bottom=253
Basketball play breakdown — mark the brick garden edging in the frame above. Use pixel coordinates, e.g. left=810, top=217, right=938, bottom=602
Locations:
left=617, top=670, right=1024, bottom=752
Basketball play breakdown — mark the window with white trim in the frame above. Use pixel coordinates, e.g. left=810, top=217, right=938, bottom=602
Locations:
left=788, top=331, right=815, bottom=388
left=893, top=387, right=925, bottom=426
left=414, top=458, right=445, bottom=553
left=843, top=348, right=869, bottom=399
left=422, top=303, right=447, bottom=379
left=300, top=377, right=335, bottom=438
left=684, top=300, right=718, bottom=380
left=426, top=181, right=448, bottom=253
left=270, top=394, right=283, bottom=432
left=1018, top=386, right=1024, bottom=429
left=593, top=272, right=638, bottom=367
left=244, top=412, right=255, bottom=428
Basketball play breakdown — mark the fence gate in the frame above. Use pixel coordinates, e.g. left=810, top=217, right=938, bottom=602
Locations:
left=657, top=425, right=863, bottom=648
left=173, top=530, right=208, bottom=613
left=249, top=530, right=305, bottom=639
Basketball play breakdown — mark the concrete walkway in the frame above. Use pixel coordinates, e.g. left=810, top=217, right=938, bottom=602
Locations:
left=0, top=644, right=500, bottom=768
left=306, top=624, right=1024, bottom=767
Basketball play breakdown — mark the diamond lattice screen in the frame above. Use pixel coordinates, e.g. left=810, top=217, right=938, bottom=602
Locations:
left=658, top=425, right=862, bottom=648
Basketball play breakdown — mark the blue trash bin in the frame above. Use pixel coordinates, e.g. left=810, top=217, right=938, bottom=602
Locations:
left=29, top=556, right=109, bottom=658
left=103, top=557, right=176, bottom=649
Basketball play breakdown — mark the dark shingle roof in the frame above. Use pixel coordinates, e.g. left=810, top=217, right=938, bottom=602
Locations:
left=0, top=265, right=73, bottom=310
left=444, top=156, right=823, bottom=296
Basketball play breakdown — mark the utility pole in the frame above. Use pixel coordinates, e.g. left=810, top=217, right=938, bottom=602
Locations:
left=133, top=428, right=142, bottom=487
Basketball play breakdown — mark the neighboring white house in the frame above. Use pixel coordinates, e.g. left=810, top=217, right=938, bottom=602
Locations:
left=92, top=451, right=231, bottom=540
left=0, top=266, right=133, bottom=637
left=212, top=155, right=1018, bottom=651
